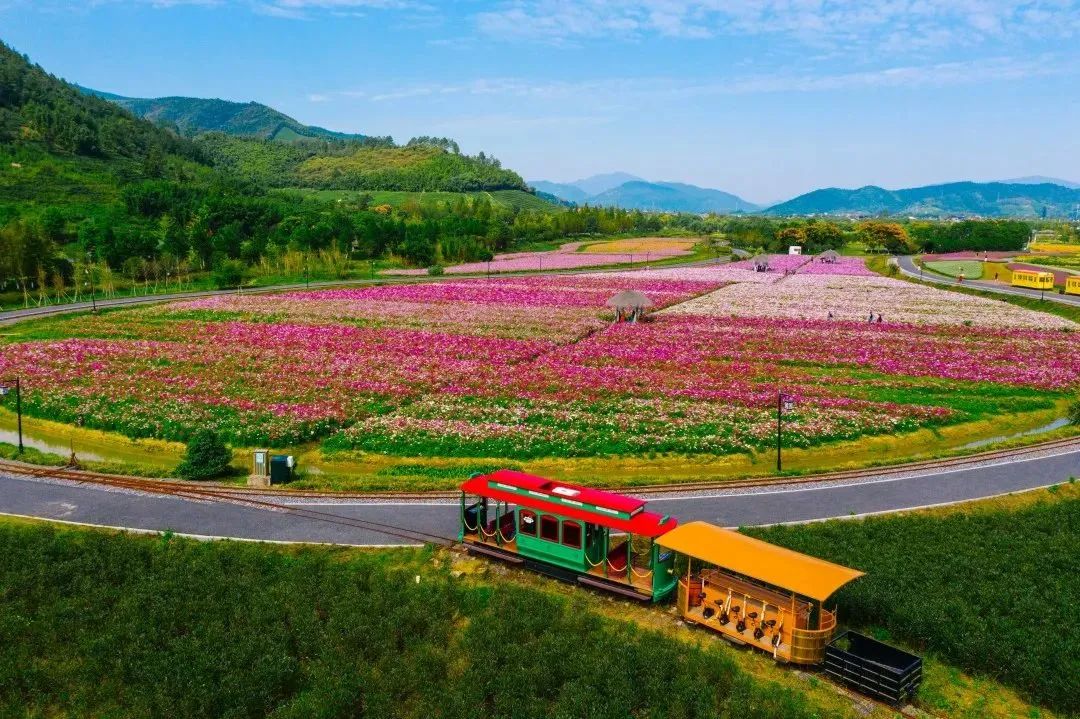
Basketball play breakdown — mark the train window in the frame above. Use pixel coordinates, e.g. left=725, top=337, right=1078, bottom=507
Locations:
left=562, top=521, right=582, bottom=549
left=540, top=515, right=559, bottom=542
left=519, top=510, right=537, bottom=536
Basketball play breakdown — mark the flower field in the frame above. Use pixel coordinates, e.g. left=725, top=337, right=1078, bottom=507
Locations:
left=666, top=272, right=1076, bottom=328
left=1, top=257, right=1076, bottom=462
left=383, top=239, right=692, bottom=276
left=578, top=237, right=696, bottom=254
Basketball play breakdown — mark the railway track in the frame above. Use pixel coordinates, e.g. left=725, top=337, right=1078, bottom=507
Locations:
left=2, top=432, right=1077, bottom=503
left=0, top=461, right=457, bottom=547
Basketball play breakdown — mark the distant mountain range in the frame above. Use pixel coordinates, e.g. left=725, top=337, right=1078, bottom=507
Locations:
left=78, top=87, right=369, bottom=142
left=531, top=174, right=759, bottom=213
left=765, top=181, right=1080, bottom=218
left=1002, top=176, right=1080, bottom=190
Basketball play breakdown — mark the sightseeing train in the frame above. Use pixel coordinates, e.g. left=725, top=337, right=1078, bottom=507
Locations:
left=1010, top=270, right=1080, bottom=295
left=1011, top=269, right=1055, bottom=291
left=460, top=469, right=922, bottom=705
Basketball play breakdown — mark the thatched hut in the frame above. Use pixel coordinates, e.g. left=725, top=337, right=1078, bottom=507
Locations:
left=750, top=254, right=771, bottom=272
left=819, top=249, right=840, bottom=264
left=607, top=290, right=655, bottom=323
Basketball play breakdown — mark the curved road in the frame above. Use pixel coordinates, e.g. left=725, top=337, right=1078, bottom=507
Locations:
left=2, top=441, right=1077, bottom=545
left=895, top=255, right=1080, bottom=307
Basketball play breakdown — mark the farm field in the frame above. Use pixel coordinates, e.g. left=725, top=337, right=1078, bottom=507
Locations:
left=0, top=518, right=845, bottom=719
left=748, top=482, right=1080, bottom=716
left=579, top=237, right=698, bottom=254
left=1, top=255, right=1076, bottom=486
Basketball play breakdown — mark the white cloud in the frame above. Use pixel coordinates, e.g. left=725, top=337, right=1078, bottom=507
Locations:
left=475, top=0, right=1080, bottom=49
left=21, top=0, right=432, bottom=18
left=312, top=55, right=1074, bottom=107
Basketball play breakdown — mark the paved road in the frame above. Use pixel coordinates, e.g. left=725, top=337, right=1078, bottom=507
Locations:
left=0, top=258, right=728, bottom=327
left=896, top=255, right=1080, bottom=307
left=3, top=444, right=1077, bottom=545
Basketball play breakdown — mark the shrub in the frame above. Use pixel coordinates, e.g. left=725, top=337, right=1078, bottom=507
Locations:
left=174, top=429, right=232, bottom=480
left=426, top=264, right=445, bottom=276
left=1069, top=399, right=1080, bottom=425
left=211, top=259, right=246, bottom=289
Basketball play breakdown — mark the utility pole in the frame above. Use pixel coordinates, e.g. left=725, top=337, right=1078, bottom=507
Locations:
left=85, top=263, right=97, bottom=313
left=777, top=392, right=794, bottom=473
left=776, top=391, right=782, bottom=473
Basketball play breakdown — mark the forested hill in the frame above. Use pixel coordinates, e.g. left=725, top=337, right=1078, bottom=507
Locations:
left=195, top=134, right=529, bottom=192
left=78, top=86, right=529, bottom=193
left=78, top=88, right=373, bottom=143
left=766, top=181, right=1080, bottom=218
left=0, top=42, right=203, bottom=166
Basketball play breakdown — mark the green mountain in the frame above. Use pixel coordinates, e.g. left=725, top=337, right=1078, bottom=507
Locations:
left=0, top=41, right=211, bottom=211
left=78, top=87, right=371, bottom=143
left=0, top=45, right=203, bottom=166
left=590, top=180, right=758, bottom=213
left=529, top=180, right=590, bottom=204
left=766, top=181, right=1080, bottom=218
left=531, top=174, right=758, bottom=213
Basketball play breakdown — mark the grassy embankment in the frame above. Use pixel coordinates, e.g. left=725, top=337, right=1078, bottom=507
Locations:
left=1, top=484, right=1076, bottom=718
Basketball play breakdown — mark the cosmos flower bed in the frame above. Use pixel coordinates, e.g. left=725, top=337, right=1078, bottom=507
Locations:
left=169, top=275, right=716, bottom=340
left=1, top=260, right=1076, bottom=458
left=796, top=256, right=877, bottom=276
left=666, top=273, right=1077, bottom=329
left=383, top=240, right=691, bottom=276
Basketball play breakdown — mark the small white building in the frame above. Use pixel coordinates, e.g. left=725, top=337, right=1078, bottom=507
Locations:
left=788, top=246, right=803, bottom=255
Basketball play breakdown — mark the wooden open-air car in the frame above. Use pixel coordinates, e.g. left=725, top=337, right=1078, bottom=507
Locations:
left=657, top=521, right=864, bottom=664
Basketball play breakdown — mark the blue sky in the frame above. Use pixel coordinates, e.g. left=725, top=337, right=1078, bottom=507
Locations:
left=2, top=0, right=1079, bottom=203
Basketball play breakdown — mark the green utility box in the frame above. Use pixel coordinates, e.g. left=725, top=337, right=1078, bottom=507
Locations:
left=269, top=454, right=295, bottom=484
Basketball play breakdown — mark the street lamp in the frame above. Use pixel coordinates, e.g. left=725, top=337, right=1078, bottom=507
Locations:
left=776, top=391, right=795, bottom=473
left=0, top=377, right=23, bottom=454
left=84, top=266, right=97, bottom=313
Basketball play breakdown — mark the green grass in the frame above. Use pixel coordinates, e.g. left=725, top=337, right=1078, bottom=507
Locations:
left=0, top=520, right=844, bottom=719
left=746, top=485, right=1080, bottom=715
left=0, top=441, right=174, bottom=478
left=924, top=259, right=985, bottom=279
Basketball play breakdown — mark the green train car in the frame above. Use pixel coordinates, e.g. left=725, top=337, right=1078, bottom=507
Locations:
left=460, top=469, right=679, bottom=601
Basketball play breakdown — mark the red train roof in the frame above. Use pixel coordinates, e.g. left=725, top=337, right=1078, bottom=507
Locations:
left=461, top=470, right=676, bottom=538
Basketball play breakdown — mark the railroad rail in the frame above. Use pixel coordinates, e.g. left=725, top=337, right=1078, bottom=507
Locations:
left=2, top=432, right=1077, bottom=503
left=0, top=461, right=456, bottom=547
